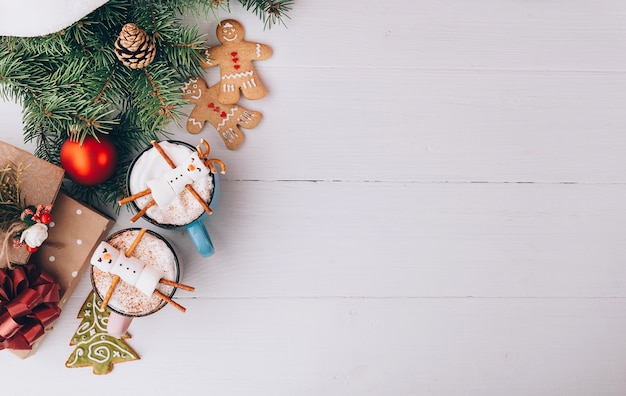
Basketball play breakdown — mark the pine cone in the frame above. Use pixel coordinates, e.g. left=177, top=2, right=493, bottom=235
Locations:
left=114, top=23, right=156, bottom=69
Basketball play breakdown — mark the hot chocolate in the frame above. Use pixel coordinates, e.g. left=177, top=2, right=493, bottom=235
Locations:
left=91, top=229, right=179, bottom=317
left=128, top=141, right=215, bottom=227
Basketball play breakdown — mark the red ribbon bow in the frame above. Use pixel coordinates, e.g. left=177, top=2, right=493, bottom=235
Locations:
left=0, top=264, right=61, bottom=350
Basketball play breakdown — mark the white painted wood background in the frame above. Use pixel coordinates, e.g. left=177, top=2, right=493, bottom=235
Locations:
left=2, top=1, right=626, bottom=394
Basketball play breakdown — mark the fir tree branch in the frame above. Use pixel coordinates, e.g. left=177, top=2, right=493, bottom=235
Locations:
left=72, top=113, right=101, bottom=129
left=33, top=127, right=64, bottom=165
left=0, top=0, right=295, bottom=207
left=236, top=0, right=294, bottom=28
left=0, top=162, right=25, bottom=231
left=93, top=72, right=115, bottom=104
left=143, top=68, right=173, bottom=119
left=150, top=0, right=161, bottom=39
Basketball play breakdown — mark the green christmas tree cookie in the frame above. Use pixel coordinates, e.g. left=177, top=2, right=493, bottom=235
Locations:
left=66, top=291, right=140, bottom=375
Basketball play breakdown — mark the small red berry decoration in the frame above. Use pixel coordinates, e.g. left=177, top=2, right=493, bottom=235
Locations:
left=0, top=163, right=54, bottom=259
left=60, top=135, right=118, bottom=186
left=39, top=212, right=52, bottom=225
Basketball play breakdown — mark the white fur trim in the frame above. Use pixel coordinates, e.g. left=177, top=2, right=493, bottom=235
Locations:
left=0, top=0, right=108, bottom=37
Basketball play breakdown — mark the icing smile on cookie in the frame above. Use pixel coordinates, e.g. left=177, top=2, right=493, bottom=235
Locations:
left=221, top=22, right=238, bottom=42
left=182, top=79, right=202, bottom=100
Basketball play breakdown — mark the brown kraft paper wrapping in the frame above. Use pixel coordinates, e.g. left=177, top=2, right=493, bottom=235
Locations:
left=11, top=191, right=115, bottom=358
left=0, top=141, right=65, bottom=266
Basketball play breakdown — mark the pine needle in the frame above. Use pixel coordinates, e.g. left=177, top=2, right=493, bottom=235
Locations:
left=0, top=162, right=25, bottom=231
left=0, top=0, right=294, bottom=207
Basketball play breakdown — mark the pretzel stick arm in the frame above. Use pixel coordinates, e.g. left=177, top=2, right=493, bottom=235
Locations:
left=118, top=189, right=152, bottom=205
left=126, top=228, right=147, bottom=257
left=159, top=278, right=195, bottom=292
left=185, top=184, right=212, bottom=215
left=154, top=289, right=186, bottom=313
left=130, top=200, right=156, bottom=223
left=151, top=140, right=176, bottom=168
left=100, top=275, right=120, bottom=311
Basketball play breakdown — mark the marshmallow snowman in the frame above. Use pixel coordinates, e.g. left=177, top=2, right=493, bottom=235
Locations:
left=146, top=152, right=212, bottom=208
left=91, top=241, right=165, bottom=297
left=91, top=241, right=119, bottom=273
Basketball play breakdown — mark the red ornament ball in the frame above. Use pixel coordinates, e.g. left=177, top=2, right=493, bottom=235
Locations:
left=25, top=245, right=38, bottom=253
left=60, top=135, right=118, bottom=186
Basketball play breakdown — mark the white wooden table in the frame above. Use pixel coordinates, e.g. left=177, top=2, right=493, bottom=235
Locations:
left=2, top=1, right=626, bottom=394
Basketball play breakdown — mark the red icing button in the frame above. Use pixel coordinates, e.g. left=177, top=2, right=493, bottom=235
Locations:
left=232, top=58, right=239, bottom=63
left=231, top=52, right=238, bottom=57
left=220, top=112, right=227, bottom=118
left=208, top=103, right=215, bottom=108
left=234, top=65, right=240, bottom=70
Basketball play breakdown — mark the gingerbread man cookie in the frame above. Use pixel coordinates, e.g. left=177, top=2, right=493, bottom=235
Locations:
left=202, top=19, right=272, bottom=104
left=182, top=77, right=262, bottom=150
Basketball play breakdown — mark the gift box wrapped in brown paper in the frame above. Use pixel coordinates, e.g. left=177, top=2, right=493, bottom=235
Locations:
left=0, top=141, right=115, bottom=358
left=11, top=191, right=115, bottom=358
left=0, top=141, right=65, bottom=266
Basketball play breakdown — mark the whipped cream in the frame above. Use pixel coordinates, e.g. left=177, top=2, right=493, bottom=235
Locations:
left=129, top=141, right=214, bottom=226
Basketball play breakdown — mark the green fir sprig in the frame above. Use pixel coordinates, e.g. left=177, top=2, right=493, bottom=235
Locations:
left=0, top=0, right=292, bottom=208
left=238, top=0, right=294, bottom=28
left=0, top=163, right=25, bottom=232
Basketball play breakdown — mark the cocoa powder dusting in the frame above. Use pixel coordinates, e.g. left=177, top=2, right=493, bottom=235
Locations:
left=92, top=229, right=178, bottom=316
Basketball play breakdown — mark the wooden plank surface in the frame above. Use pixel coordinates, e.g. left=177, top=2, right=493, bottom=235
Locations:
left=2, top=1, right=626, bottom=395
left=15, top=294, right=626, bottom=396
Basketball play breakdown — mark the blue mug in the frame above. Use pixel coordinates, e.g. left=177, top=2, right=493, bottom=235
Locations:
left=184, top=174, right=219, bottom=257
left=126, top=140, right=219, bottom=257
